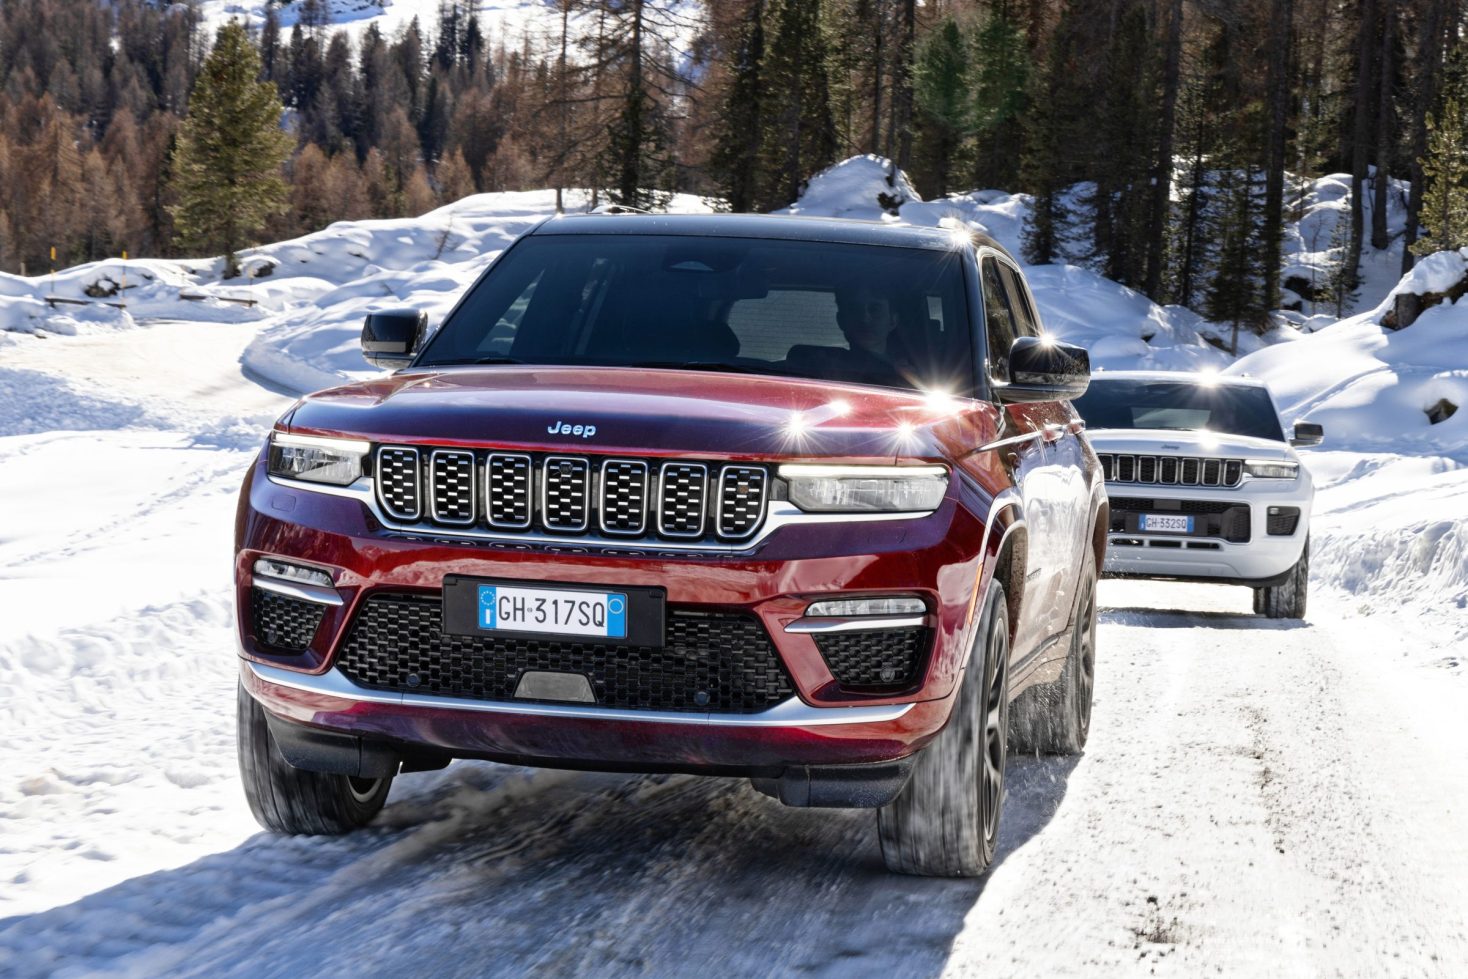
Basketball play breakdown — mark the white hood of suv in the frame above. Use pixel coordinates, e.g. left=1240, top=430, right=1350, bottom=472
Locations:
left=1084, top=427, right=1295, bottom=462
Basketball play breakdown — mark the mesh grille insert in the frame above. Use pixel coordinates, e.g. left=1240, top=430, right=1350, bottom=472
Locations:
left=600, top=461, right=649, bottom=535
left=717, top=466, right=768, bottom=539
left=659, top=463, right=708, bottom=537
left=542, top=457, right=590, bottom=532
left=430, top=451, right=476, bottom=524
left=486, top=454, right=532, bottom=528
left=336, top=595, right=795, bottom=712
left=816, top=628, right=929, bottom=690
left=376, top=447, right=422, bottom=520
left=251, top=587, right=326, bottom=653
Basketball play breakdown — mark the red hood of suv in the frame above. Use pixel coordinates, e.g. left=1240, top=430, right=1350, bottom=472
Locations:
left=284, top=366, right=991, bottom=462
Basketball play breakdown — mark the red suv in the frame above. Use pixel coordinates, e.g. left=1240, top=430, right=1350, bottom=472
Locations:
left=235, top=214, right=1107, bottom=877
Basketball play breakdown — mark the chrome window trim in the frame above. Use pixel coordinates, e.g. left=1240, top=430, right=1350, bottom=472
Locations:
left=267, top=475, right=922, bottom=554
left=656, top=461, right=709, bottom=539
left=245, top=659, right=915, bottom=727
left=541, top=455, right=591, bottom=533
left=427, top=449, right=478, bottom=526
left=251, top=575, right=344, bottom=607
left=784, top=615, right=926, bottom=634
left=485, top=452, right=534, bottom=530
left=374, top=446, right=422, bottom=521
left=713, top=464, right=769, bottom=541
left=598, top=459, right=649, bottom=536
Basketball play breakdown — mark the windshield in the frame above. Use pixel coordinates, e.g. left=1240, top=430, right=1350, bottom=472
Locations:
left=1072, top=378, right=1286, bottom=442
left=417, top=233, right=974, bottom=393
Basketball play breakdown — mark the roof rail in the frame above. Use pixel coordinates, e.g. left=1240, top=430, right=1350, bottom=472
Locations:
left=588, top=203, right=653, bottom=215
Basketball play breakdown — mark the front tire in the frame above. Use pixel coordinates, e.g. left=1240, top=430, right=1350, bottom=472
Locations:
left=877, top=583, right=1010, bottom=877
left=237, top=683, right=393, bottom=835
left=1255, top=537, right=1309, bottom=619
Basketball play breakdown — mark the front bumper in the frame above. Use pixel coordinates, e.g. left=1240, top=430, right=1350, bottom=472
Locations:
left=1102, top=479, right=1312, bottom=584
left=235, top=454, right=994, bottom=774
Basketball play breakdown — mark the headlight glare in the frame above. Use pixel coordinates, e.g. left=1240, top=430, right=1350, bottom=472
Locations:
left=779, top=464, right=948, bottom=513
left=1244, top=460, right=1299, bottom=480
left=267, top=432, right=369, bottom=485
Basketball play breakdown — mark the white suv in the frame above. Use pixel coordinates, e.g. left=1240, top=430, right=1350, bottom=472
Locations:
left=1072, top=371, right=1322, bottom=618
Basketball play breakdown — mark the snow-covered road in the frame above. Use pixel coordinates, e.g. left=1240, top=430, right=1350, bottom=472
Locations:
left=2, top=323, right=1465, bottom=978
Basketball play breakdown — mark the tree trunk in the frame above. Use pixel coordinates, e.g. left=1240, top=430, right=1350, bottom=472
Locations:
left=894, top=0, right=915, bottom=169
left=869, top=1, right=884, bottom=153
left=1261, top=0, right=1292, bottom=312
left=1345, top=0, right=1377, bottom=292
left=1371, top=2, right=1394, bottom=251
left=1145, top=0, right=1183, bottom=300
left=1402, top=0, right=1450, bottom=272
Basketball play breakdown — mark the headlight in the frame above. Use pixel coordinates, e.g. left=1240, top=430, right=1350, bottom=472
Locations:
left=779, top=464, right=948, bottom=513
left=267, top=432, right=369, bottom=485
left=1244, top=460, right=1299, bottom=480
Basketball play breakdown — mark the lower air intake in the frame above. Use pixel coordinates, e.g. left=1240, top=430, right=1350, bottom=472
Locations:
left=815, top=628, right=930, bottom=690
left=335, top=595, right=795, bottom=713
left=251, top=588, right=326, bottom=653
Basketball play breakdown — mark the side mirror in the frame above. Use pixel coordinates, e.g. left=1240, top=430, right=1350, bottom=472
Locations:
left=1290, top=421, right=1324, bottom=447
left=361, top=308, right=426, bottom=370
left=995, top=336, right=1091, bottom=403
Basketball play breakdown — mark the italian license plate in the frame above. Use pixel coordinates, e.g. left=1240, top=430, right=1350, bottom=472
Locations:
left=441, top=576, right=664, bottom=646
left=1141, top=513, right=1193, bottom=533
left=478, top=584, right=627, bottom=639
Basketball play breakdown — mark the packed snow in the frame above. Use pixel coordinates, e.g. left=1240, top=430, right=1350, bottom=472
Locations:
left=1, top=158, right=1465, bottom=975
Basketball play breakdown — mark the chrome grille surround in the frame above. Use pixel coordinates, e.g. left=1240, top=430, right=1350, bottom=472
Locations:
left=428, top=450, right=477, bottom=525
left=599, top=460, right=650, bottom=536
left=657, top=462, right=709, bottom=538
left=715, top=465, right=769, bottom=540
left=541, top=456, right=591, bottom=532
left=375, top=447, right=422, bottom=520
left=1097, top=453, right=1244, bottom=488
left=485, top=453, right=532, bottom=529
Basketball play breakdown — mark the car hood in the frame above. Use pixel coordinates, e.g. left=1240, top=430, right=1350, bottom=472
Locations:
left=1084, top=427, right=1294, bottom=461
left=283, top=366, right=988, bottom=462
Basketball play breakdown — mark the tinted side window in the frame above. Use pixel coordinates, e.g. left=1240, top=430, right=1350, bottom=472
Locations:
left=980, top=258, right=1017, bottom=381
left=998, top=263, right=1041, bottom=338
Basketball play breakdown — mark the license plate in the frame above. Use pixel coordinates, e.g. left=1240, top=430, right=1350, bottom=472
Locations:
left=478, top=584, right=627, bottom=639
left=1141, top=513, right=1193, bottom=533
left=441, top=576, right=665, bottom=646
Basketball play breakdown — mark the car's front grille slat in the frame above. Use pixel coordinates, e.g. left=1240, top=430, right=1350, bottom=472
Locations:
left=375, top=446, right=766, bottom=544
left=542, top=456, right=591, bottom=532
left=1097, top=453, right=1245, bottom=488
left=336, top=596, right=795, bottom=712
left=486, top=453, right=532, bottom=528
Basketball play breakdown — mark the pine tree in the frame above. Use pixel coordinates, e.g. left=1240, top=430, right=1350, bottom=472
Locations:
left=710, top=0, right=765, bottom=213
left=1324, top=212, right=1359, bottom=317
left=755, top=0, right=836, bottom=211
left=168, top=22, right=293, bottom=277
left=911, top=18, right=968, bottom=197
left=1409, top=97, right=1468, bottom=257
left=969, top=10, right=1028, bottom=191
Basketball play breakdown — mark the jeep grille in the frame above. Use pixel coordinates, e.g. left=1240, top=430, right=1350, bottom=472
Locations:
left=1096, top=453, right=1244, bottom=488
left=374, top=447, right=770, bottom=543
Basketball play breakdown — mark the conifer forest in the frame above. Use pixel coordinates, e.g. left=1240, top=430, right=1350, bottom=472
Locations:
left=0, top=0, right=1465, bottom=337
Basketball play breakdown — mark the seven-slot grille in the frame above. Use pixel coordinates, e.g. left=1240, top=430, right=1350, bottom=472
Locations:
left=1096, top=453, right=1244, bottom=488
left=374, top=448, right=769, bottom=543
